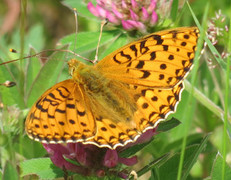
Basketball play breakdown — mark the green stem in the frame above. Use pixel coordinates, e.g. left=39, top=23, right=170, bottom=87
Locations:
left=19, top=1, right=27, bottom=179
left=177, top=2, right=209, bottom=180
left=184, top=80, right=231, bottom=123
left=221, top=18, right=231, bottom=180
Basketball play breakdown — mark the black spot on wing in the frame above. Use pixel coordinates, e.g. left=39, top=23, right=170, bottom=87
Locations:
left=80, top=122, right=87, bottom=127
left=69, top=119, right=76, bottom=124
left=160, top=64, right=167, bottom=69
left=59, top=121, right=65, bottom=126
left=181, top=42, right=187, bottom=46
left=170, top=30, right=177, bottom=38
left=136, top=61, right=145, bottom=69
left=43, top=97, right=59, bottom=106
left=109, top=124, right=116, bottom=128
left=121, top=51, right=132, bottom=61
left=140, top=40, right=149, bottom=54
left=130, top=44, right=138, bottom=57
left=57, top=86, right=70, bottom=98
left=150, top=52, right=156, bottom=60
left=56, top=108, right=66, bottom=113
left=163, top=45, right=168, bottom=51
left=168, top=55, right=174, bottom=60
left=48, top=92, right=62, bottom=101
left=140, top=70, right=150, bottom=79
left=77, top=110, right=86, bottom=116
left=67, top=104, right=75, bottom=109
left=153, top=35, right=164, bottom=45
left=184, top=34, right=189, bottom=39
left=159, top=74, right=164, bottom=80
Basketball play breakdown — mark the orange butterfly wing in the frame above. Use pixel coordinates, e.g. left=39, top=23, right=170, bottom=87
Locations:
left=96, top=27, right=199, bottom=88
left=25, top=79, right=96, bottom=143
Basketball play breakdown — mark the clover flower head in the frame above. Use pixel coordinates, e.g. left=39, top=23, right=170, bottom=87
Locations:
left=43, top=126, right=158, bottom=179
left=88, top=0, right=173, bottom=33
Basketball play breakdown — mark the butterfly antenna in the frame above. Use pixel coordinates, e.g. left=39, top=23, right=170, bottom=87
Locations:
left=0, top=48, right=92, bottom=66
left=93, top=19, right=108, bottom=64
left=73, top=8, right=78, bottom=55
left=1, top=9, right=92, bottom=66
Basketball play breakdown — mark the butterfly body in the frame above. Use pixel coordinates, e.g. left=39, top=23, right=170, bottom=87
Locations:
left=25, top=27, right=199, bottom=149
left=69, top=59, right=137, bottom=125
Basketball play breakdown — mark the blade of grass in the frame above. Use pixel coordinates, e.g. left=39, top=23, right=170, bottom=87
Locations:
left=221, top=18, right=231, bottom=180
left=177, top=2, right=209, bottom=180
left=184, top=80, right=231, bottom=132
left=19, top=1, right=27, bottom=177
left=170, top=0, right=179, bottom=21
left=181, top=134, right=210, bottom=179
left=136, top=153, right=171, bottom=178
left=192, top=4, right=227, bottom=71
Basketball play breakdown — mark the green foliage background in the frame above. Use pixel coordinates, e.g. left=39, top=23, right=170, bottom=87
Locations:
left=0, top=0, right=230, bottom=179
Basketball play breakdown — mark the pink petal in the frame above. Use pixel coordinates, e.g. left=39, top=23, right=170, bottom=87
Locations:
left=127, top=20, right=146, bottom=32
left=103, top=149, right=118, bottom=168
left=43, top=144, right=69, bottom=154
left=137, top=127, right=158, bottom=143
left=130, top=9, right=139, bottom=21
left=76, top=144, right=88, bottom=166
left=148, top=0, right=157, bottom=13
left=96, top=0, right=105, bottom=7
left=142, top=7, right=149, bottom=21
left=122, top=20, right=135, bottom=30
left=96, top=169, right=106, bottom=177
left=43, top=144, right=89, bottom=175
left=127, top=20, right=142, bottom=28
left=118, top=156, right=138, bottom=166
left=122, top=0, right=127, bottom=9
left=131, top=0, right=138, bottom=9
left=122, top=20, right=146, bottom=32
left=118, top=172, right=129, bottom=179
left=96, top=4, right=107, bottom=18
left=87, top=2, right=99, bottom=17
left=106, top=11, right=120, bottom=24
left=112, top=3, right=123, bottom=19
left=151, top=11, right=158, bottom=25
left=119, top=127, right=158, bottom=150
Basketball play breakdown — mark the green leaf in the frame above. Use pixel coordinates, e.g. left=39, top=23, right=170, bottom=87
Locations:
left=170, top=0, right=179, bottom=21
left=99, top=33, right=127, bottom=60
left=120, top=137, right=155, bottom=158
left=121, top=118, right=180, bottom=159
left=14, top=137, right=46, bottom=159
left=181, top=134, right=210, bottom=179
left=21, top=158, right=66, bottom=179
left=25, top=48, right=42, bottom=95
left=59, top=30, right=121, bottom=61
left=120, top=118, right=181, bottom=158
left=162, top=133, right=205, bottom=154
left=157, top=118, right=181, bottom=133
left=26, top=47, right=67, bottom=107
left=0, top=60, right=24, bottom=107
left=136, top=153, right=171, bottom=178
left=211, top=153, right=231, bottom=180
left=3, top=161, right=18, bottom=180
left=62, top=0, right=97, bottom=19
left=26, top=23, right=45, bottom=52
left=150, top=134, right=209, bottom=180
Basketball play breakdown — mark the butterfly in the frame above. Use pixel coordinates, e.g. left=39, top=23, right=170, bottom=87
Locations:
left=25, top=27, right=199, bottom=149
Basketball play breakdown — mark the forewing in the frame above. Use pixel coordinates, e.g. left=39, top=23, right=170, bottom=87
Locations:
left=25, top=79, right=96, bottom=143
left=96, top=27, right=199, bottom=88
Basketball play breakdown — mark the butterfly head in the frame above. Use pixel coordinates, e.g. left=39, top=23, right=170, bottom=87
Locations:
left=68, top=59, right=82, bottom=76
